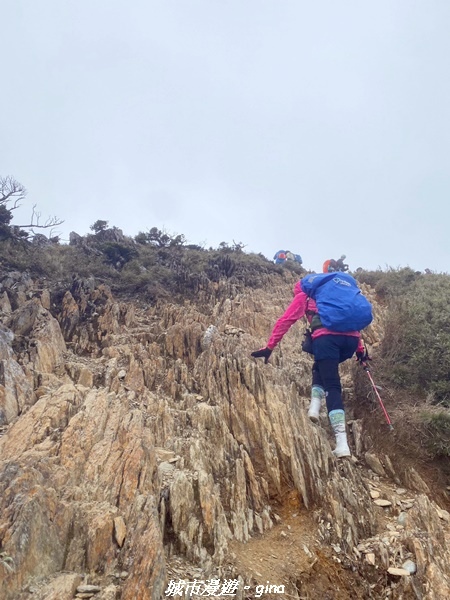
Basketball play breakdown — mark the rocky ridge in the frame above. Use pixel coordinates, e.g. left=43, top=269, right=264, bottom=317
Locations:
left=0, top=269, right=449, bottom=599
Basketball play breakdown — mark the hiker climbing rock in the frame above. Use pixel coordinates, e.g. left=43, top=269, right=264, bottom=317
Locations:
left=251, top=272, right=373, bottom=458
left=285, top=251, right=303, bottom=264
left=323, top=255, right=349, bottom=273
left=274, top=250, right=302, bottom=265
left=273, top=250, right=287, bottom=264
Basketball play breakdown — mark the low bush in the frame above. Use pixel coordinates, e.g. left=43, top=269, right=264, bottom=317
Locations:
left=379, top=274, right=450, bottom=406
left=420, top=409, right=450, bottom=458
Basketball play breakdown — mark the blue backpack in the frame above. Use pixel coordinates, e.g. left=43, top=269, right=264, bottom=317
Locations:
left=300, top=272, right=373, bottom=332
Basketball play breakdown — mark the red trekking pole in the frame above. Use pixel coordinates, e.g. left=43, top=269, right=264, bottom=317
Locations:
left=362, top=362, right=394, bottom=430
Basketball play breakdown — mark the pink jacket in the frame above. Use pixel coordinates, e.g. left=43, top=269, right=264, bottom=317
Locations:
left=267, top=281, right=363, bottom=351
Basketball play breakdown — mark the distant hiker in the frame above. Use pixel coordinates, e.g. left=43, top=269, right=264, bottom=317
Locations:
left=274, top=250, right=287, bottom=264
left=335, top=255, right=349, bottom=272
left=274, top=250, right=302, bottom=265
left=286, top=251, right=302, bottom=265
left=251, top=272, right=372, bottom=458
left=323, top=255, right=349, bottom=273
left=322, top=259, right=333, bottom=273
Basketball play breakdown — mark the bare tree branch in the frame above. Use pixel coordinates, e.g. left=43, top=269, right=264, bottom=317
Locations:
left=1, top=176, right=64, bottom=237
left=17, top=217, right=64, bottom=229
left=0, top=176, right=27, bottom=206
left=13, top=203, right=64, bottom=230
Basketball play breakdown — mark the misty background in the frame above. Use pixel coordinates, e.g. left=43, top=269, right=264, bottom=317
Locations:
left=1, top=0, right=449, bottom=272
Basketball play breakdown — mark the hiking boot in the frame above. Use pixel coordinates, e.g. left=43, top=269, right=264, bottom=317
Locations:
left=329, top=409, right=351, bottom=458
left=308, top=385, right=325, bottom=423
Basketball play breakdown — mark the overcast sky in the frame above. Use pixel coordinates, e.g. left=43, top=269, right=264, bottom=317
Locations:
left=2, top=1, right=450, bottom=273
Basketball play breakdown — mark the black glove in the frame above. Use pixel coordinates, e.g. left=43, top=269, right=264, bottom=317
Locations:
left=251, top=347, right=273, bottom=364
left=356, top=349, right=371, bottom=364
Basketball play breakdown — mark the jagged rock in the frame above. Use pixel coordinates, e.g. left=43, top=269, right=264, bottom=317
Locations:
left=364, top=452, right=386, bottom=477
left=0, top=291, right=12, bottom=314
left=23, top=573, right=82, bottom=600
left=69, top=231, right=83, bottom=245
left=201, top=325, right=218, bottom=350
left=0, top=325, right=35, bottom=425
left=350, top=419, right=364, bottom=456
left=96, top=585, right=118, bottom=600
left=0, top=271, right=449, bottom=600
left=406, top=467, right=430, bottom=493
left=114, top=516, right=127, bottom=548
left=437, top=508, right=450, bottom=522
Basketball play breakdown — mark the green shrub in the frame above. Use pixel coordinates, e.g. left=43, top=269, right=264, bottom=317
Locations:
left=354, top=267, right=421, bottom=298
left=380, top=274, right=450, bottom=405
left=420, top=409, right=450, bottom=458
left=100, top=242, right=138, bottom=266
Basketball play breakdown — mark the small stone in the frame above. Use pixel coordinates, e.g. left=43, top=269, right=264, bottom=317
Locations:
left=366, top=553, right=376, bottom=565
left=158, top=461, right=175, bottom=475
left=402, top=560, right=417, bottom=574
left=437, top=509, right=450, bottom=522
left=396, top=488, right=407, bottom=495
left=397, top=512, right=407, bottom=526
left=370, top=490, right=380, bottom=499
left=120, top=571, right=129, bottom=579
left=388, top=567, right=410, bottom=577
left=357, top=544, right=366, bottom=552
left=114, top=516, right=127, bottom=548
left=373, top=499, right=392, bottom=507
left=77, top=586, right=102, bottom=594
left=154, top=448, right=176, bottom=461
left=117, top=369, right=126, bottom=380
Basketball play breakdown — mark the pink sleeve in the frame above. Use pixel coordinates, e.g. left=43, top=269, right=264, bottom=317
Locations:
left=267, top=291, right=308, bottom=349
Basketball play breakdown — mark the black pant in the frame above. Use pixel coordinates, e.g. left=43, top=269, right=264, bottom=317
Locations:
left=311, top=335, right=359, bottom=413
